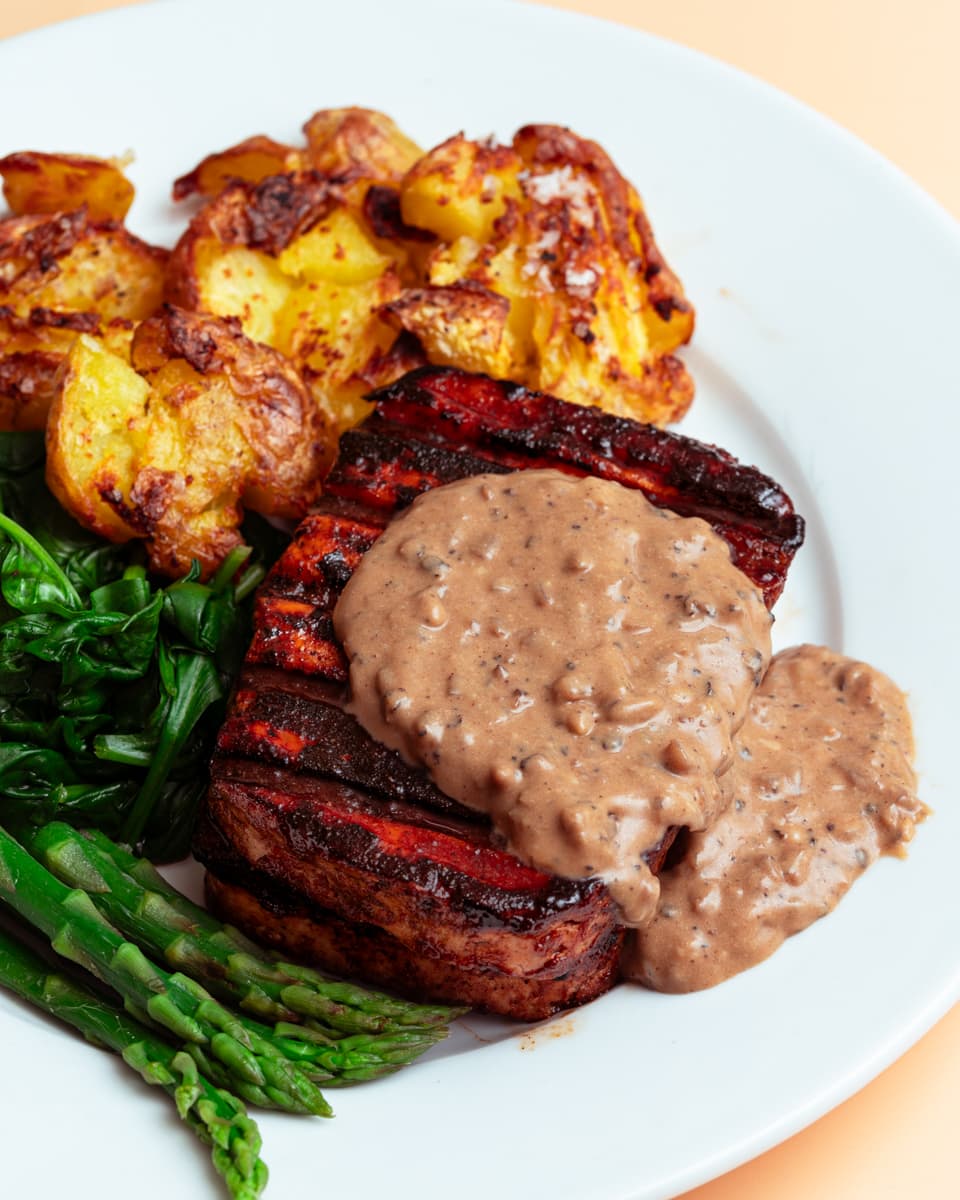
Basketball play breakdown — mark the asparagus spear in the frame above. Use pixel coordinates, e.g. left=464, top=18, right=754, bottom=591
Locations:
left=0, top=824, right=332, bottom=1117
left=0, top=923, right=268, bottom=1200
left=71, top=824, right=464, bottom=1033
left=25, top=823, right=450, bottom=1083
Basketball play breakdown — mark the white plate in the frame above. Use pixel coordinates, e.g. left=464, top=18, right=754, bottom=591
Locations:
left=1, top=1, right=958, bottom=1197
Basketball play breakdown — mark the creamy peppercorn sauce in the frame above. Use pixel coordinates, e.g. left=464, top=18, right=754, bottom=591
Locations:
left=334, top=468, right=925, bottom=988
left=334, top=469, right=773, bottom=928
left=626, top=644, right=927, bottom=991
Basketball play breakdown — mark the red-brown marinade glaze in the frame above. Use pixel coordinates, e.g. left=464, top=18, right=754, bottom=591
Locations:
left=625, top=644, right=927, bottom=991
left=334, top=469, right=772, bottom=927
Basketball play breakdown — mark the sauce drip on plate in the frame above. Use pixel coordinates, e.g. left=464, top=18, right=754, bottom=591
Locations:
left=336, top=470, right=927, bottom=983
left=625, top=644, right=927, bottom=990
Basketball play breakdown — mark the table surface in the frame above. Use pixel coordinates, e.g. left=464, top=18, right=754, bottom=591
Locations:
left=1, top=2, right=957, bottom=1198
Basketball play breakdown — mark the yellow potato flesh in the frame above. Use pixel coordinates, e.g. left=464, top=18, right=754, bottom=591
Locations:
left=276, top=210, right=393, bottom=285
left=179, top=199, right=405, bottom=438
left=45, top=334, right=148, bottom=540
left=0, top=152, right=134, bottom=222
left=401, top=139, right=521, bottom=244
left=276, top=275, right=398, bottom=381
left=2, top=229, right=165, bottom=324
left=194, top=241, right=292, bottom=346
left=392, top=130, right=695, bottom=425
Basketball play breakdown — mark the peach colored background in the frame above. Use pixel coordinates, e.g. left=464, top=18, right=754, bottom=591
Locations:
left=2, top=2, right=957, bottom=1198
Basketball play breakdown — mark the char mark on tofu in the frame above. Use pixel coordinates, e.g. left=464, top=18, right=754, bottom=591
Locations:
left=197, top=365, right=804, bottom=1019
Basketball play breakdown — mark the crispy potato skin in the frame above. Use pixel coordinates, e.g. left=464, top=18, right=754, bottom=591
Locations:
left=0, top=151, right=135, bottom=221
left=168, top=110, right=424, bottom=439
left=0, top=209, right=167, bottom=320
left=392, top=125, right=694, bottom=425
left=166, top=172, right=408, bottom=439
left=0, top=307, right=133, bottom=430
left=301, top=108, right=421, bottom=184
left=172, top=107, right=421, bottom=201
left=171, top=136, right=302, bottom=203
left=0, top=207, right=167, bottom=430
left=46, top=307, right=327, bottom=577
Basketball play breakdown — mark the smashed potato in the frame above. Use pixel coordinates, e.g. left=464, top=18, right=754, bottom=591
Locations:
left=0, top=207, right=167, bottom=429
left=390, top=124, right=694, bottom=424
left=167, top=108, right=429, bottom=439
left=300, top=108, right=421, bottom=187
left=3, top=112, right=695, bottom=584
left=0, top=151, right=135, bottom=222
left=46, top=306, right=327, bottom=577
left=172, top=107, right=421, bottom=201
left=0, top=308, right=133, bottom=430
left=166, top=171, right=413, bottom=436
left=161, top=112, right=694, bottom=444
left=0, top=208, right=166, bottom=321
left=168, top=112, right=694, bottom=433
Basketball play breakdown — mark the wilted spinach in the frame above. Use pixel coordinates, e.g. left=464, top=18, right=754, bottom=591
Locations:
left=0, top=437, right=275, bottom=859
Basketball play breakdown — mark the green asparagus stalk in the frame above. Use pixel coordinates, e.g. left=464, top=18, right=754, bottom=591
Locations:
left=0, top=824, right=332, bottom=1117
left=25, top=823, right=450, bottom=1082
left=0, top=923, right=268, bottom=1200
left=70, top=824, right=465, bottom=1033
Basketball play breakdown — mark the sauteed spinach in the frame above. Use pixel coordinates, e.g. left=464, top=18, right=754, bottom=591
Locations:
left=0, top=431, right=269, bottom=859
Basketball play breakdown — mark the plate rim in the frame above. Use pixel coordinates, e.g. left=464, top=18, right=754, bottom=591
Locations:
left=0, top=3, right=958, bottom=1198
